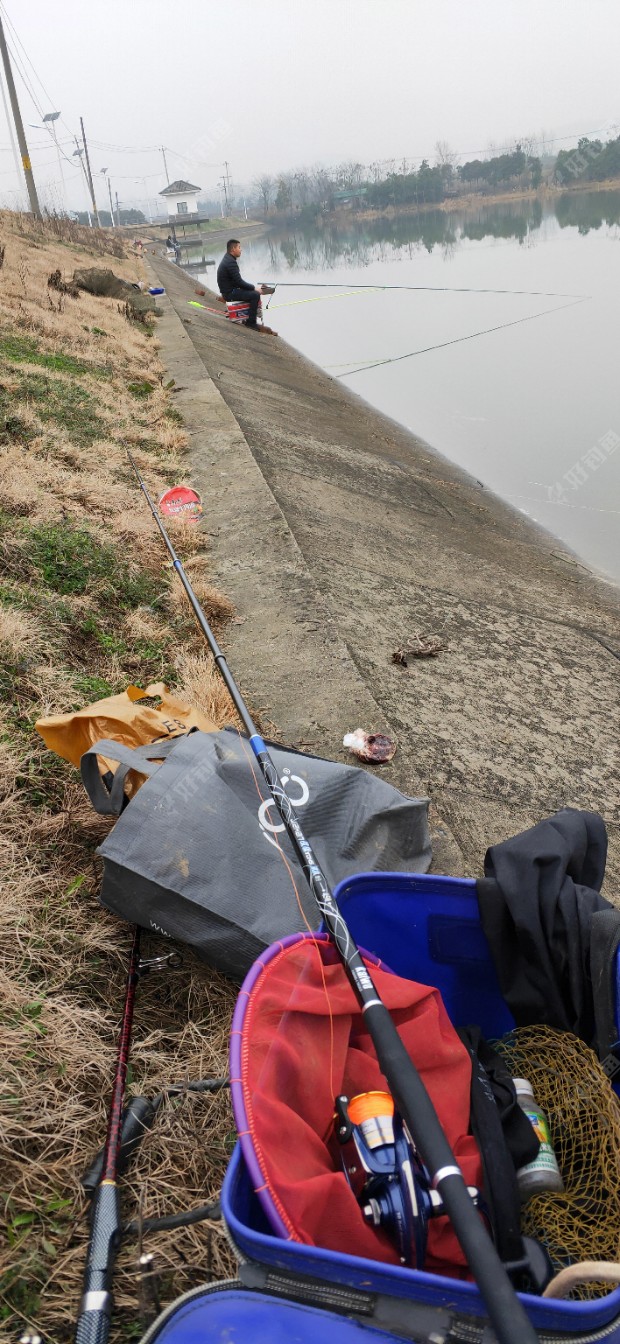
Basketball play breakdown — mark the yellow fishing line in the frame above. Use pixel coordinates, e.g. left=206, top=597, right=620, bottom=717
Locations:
left=269, top=288, right=383, bottom=310
left=326, top=359, right=387, bottom=367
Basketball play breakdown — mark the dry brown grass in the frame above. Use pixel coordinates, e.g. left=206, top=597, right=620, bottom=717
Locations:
left=0, top=210, right=243, bottom=1341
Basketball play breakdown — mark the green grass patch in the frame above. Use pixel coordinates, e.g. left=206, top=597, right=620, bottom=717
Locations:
left=163, top=405, right=183, bottom=425
left=0, top=1261, right=41, bottom=1325
left=11, top=370, right=105, bottom=446
left=72, top=671, right=115, bottom=701
left=79, top=613, right=128, bottom=655
left=27, top=519, right=164, bottom=609
left=0, top=385, right=37, bottom=447
left=0, top=332, right=111, bottom=379
left=0, top=582, right=77, bottom=637
left=0, top=657, right=25, bottom=701
left=127, top=379, right=155, bottom=398
left=0, top=582, right=26, bottom=609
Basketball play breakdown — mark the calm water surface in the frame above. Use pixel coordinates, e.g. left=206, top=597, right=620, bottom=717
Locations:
left=188, top=192, right=620, bottom=586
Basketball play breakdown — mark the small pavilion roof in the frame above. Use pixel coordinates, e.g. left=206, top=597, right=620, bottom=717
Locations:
left=159, top=180, right=202, bottom=196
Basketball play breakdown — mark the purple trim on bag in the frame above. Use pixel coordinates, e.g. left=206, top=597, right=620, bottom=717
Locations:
left=230, top=930, right=385, bottom=1241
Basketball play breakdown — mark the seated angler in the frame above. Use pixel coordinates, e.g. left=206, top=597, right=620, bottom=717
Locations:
left=216, top=239, right=276, bottom=334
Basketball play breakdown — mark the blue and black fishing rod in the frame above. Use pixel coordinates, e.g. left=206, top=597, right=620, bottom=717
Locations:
left=127, top=448, right=539, bottom=1344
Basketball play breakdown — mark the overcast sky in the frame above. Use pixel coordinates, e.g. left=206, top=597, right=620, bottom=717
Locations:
left=1, top=0, right=619, bottom=215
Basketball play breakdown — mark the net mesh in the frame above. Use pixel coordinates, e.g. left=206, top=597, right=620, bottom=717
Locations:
left=496, top=1026, right=620, bottom=1298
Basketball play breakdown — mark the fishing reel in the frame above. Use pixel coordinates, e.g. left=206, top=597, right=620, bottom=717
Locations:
left=335, top=1091, right=478, bottom=1268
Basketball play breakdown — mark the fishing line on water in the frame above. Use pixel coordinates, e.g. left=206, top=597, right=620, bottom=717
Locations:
left=186, top=278, right=590, bottom=373
left=327, top=297, right=589, bottom=377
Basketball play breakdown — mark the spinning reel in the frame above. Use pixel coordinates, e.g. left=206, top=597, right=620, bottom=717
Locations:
left=334, top=1091, right=478, bottom=1268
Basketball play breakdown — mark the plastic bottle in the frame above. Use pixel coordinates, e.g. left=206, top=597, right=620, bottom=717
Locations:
left=513, top=1077, right=564, bottom=1200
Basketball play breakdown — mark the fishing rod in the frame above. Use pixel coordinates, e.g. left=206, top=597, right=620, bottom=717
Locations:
left=75, top=928, right=142, bottom=1344
left=126, top=448, right=539, bottom=1344
left=74, top=934, right=188, bottom=1343
left=265, top=281, right=587, bottom=298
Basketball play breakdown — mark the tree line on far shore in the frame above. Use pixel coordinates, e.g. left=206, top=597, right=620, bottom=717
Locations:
left=251, top=132, right=620, bottom=217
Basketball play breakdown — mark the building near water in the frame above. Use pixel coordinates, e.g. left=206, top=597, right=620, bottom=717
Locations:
left=158, top=180, right=210, bottom=248
left=159, top=180, right=202, bottom=221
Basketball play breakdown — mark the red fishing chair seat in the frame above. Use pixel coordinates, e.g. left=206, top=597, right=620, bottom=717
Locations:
left=226, top=298, right=263, bottom=323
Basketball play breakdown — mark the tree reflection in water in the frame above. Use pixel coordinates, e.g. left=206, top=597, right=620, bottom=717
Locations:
left=263, top=191, right=620, bottom=274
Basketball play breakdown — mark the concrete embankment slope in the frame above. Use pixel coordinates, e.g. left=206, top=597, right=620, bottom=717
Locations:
left=147, top=253, right=620, bottom=885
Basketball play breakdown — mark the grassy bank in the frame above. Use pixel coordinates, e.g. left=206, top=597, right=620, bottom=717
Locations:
left=0, top=213, right=243, bottom=1340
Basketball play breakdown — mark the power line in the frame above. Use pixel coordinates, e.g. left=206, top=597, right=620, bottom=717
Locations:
left=2, top=26, right=43, bottom=120
left=0, top=13, right=77, bottom=174
left=0, top=0, right=613, bottom=198
left=90, top=138, right=161, bottom=154
left=0, top=10, right=40, bottom=215
left=0, top=1, right=54, bottom=111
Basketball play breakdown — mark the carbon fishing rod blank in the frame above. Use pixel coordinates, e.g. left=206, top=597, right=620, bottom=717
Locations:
left=126, top=448, right=540, bottom=1344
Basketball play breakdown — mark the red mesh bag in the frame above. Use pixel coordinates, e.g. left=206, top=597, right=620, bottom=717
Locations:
left=230, top=932, right=483, bottom=1278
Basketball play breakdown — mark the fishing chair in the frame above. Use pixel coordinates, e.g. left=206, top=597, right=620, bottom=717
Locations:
left=225, top=298, right=264, bottom=324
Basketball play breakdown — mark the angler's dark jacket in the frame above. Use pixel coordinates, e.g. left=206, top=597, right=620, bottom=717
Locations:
left=216, top=252, right=254, bottom=298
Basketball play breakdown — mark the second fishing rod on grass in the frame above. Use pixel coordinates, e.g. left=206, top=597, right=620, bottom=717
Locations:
left=126, top=447, right=538, bottom=1344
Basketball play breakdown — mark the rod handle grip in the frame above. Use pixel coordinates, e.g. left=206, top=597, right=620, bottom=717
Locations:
left=74, top=1305, right=112, bottom=1344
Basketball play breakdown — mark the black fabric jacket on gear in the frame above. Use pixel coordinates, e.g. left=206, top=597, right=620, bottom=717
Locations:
left=476, top=807, right=620, bottom=1054
left=216, top=251, right=254, bottom=298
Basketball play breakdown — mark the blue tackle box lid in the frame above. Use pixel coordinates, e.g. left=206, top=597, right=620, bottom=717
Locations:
left=140, top=1280, right=407, bottom=1343
left=329, top=870, right=515, bottom=1037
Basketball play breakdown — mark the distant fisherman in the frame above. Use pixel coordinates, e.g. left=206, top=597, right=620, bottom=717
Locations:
left=216, top=238, right=276, bottom=334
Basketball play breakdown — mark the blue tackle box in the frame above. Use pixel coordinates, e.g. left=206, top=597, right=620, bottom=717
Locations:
left=222, top=871, right=620, bottom=1341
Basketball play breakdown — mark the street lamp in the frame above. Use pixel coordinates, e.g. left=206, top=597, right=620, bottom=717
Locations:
left=29, top=110, right=66, bottom=211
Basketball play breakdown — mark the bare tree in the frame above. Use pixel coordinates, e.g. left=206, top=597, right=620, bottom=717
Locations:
left=293, top=169, right=311, bottom=207
left=337, top=160, right=365, bottom=187
left=275, top=172, right=294, bottom=211
left=310, top=164, right=335, bottom=210
left=537, top=128, right=553, bottom=160
left=253, top=174, right=275, bottom=216
left=434, top=140, right=458, bottom=171
left=516, top=134, right=538, bottom=159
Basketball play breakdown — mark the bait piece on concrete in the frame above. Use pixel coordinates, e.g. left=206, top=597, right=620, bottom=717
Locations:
left=343, top=729, right=396, bottom=763
left=392, top=635, right=444, bottom=667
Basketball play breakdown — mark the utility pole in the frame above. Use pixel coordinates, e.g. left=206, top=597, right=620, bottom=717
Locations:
left=80, top=117, right=100, bottom=227
left=73, top=139, right=92, bottom=222
left=101, top=169, right=115, bottom=226
left=115, top=190, right=120, bottom=227
left=0, top=14, right=41, bottom=218
left=161, top=146, right=170, bottom=185
left=0, top=67, right=22, bottom=197
left=223, top=159, right=232, bottom=211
